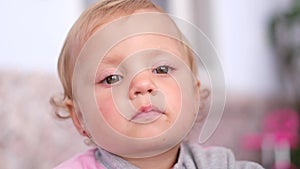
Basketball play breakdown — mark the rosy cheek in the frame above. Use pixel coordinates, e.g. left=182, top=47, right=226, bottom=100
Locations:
left=168, top=88, right=182, bottom=113
left=95, top=89, right=116, bottom=121
left=158, top=80, right=182, bottom=113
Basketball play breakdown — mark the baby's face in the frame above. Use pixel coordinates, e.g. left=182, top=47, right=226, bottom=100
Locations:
left=95, top=34, right=191, bottom=138
left=72, top=11, right=201, bottom=157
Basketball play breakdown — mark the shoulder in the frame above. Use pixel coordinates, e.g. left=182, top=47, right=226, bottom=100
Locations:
left=53, top=148, right=105, bottom=169
left=235, top=161, right=265, bottom=169
left=183, top=143, right=264, bottom=169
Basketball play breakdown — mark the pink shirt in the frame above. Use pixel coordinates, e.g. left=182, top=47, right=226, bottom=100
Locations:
left=54, top=144, right=264, bottom=169
left=54, top=149, right=105, bottom=169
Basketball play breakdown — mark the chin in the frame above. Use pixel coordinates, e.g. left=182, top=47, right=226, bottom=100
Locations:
left=125, top=121, right=172, bottom=138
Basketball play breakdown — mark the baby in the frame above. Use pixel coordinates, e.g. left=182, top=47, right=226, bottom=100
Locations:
left=52, top=0, right=264, bottom=168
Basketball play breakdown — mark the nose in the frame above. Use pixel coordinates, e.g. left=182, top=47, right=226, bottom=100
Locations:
left=129, top=71, right=156, bottom=99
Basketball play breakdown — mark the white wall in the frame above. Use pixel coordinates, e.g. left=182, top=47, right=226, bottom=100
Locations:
left=0, top=0, right=293, bottom=96
left=168, top=0, right=294, bottom=96
left=211, top=0, right=293, bottom=96
left=0, top=0, right=83, bottom=73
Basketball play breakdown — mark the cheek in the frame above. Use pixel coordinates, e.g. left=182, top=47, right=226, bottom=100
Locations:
left=157, top=79, right=182, bottom=111
left=94, top=88, right=119, bottom=122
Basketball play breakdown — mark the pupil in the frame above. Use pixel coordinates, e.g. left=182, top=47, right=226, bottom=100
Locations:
left=107, top=75, right=119, bottom=84
left=157, top=66, right=168, bottom=73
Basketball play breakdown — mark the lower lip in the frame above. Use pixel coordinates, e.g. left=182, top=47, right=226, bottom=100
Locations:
left=131, top=111, right=163, bottom=123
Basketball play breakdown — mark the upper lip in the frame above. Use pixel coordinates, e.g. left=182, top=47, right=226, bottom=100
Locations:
left=130, top=104, right=164, bottom=120
left=138, top=104, right=157, bottom=112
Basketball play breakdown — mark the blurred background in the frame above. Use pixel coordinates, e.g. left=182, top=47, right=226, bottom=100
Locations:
left=0, top=0, right=299, bottom=168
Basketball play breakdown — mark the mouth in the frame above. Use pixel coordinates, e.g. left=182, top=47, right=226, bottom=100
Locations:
left=130, top=105, right=165, bottom=123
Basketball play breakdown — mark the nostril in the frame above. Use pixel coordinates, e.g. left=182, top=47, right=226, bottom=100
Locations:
left=134, top=89, right=153, bottom=96
left=134, top=91, right=141, bottom=95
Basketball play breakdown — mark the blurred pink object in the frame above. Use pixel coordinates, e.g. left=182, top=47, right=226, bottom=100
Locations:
left=241, top=109, right=299, bottom=169
left=263, top=109, right=299, bottom=148
left=242, top=109, right=299, bottom=150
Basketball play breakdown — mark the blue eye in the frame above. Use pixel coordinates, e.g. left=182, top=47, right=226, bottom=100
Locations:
left=100, top=74, right=123, bottom=84
left=153, top=65, right=173, bottom=74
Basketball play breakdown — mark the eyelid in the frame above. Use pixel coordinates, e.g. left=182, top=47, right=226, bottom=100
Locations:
left=151, top=58, right=176, bottom=68
left=152, top=64, right=176, bottom=74
left=158, top=61, right=176, bottom=68
left=95, top=69, right=121, bottom=84
left=100, top=74, right=123, bottom=85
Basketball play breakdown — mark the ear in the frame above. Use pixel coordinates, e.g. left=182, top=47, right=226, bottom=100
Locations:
left=195, top=79, right=201, bottom=96
left=65, top=99, right=87, bottom=137
left=194, top=79, right=202, bottom=109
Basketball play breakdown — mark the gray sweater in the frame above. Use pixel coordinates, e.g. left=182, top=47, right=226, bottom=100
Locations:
left=95, top=143, right=265, bottom=169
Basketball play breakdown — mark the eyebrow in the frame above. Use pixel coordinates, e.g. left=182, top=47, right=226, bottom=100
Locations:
left=100, top=54, right=121, bottom=65
left=100, top=50, right=166, bottom=65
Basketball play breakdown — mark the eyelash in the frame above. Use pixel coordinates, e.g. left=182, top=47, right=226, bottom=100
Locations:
left=152, top=65, right=175, bottom=74
left=100, top=74, right=123, bottom=85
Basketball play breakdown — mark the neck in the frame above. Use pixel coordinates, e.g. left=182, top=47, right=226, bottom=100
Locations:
left=123, top=145, right=180, bottom=169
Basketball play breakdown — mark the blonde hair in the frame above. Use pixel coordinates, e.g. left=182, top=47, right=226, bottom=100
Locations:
left=51, top=0, right=199, bottom=119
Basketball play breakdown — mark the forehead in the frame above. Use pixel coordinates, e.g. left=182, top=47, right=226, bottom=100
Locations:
left=95, top=10, right=188, bottom=65
left=75, top=10, right=191, bottom=74
left=102, top=34, right=188, bottom=65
